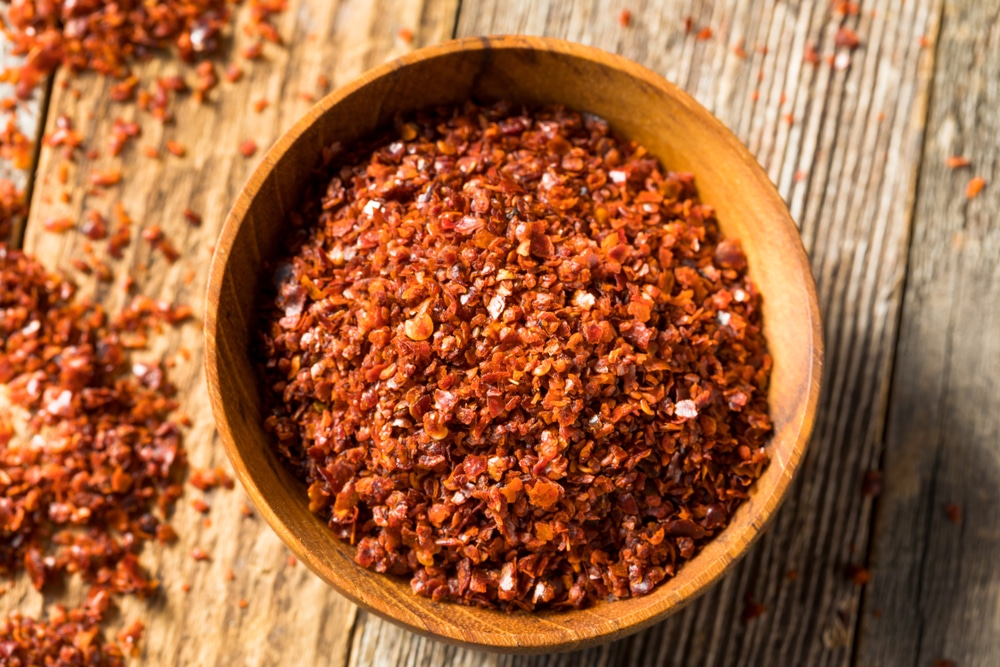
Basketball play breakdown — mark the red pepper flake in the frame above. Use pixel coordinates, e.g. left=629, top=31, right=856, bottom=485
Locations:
left=933, top=660, right=957, bottom=667
left=751, top=90, right=760, bottom=102
left=239, top=599, right=249, bottom=609
left=253, top=98, right=270, bottom=113
left=756, top=44, right=769, bottom=55
left=786, top=569, right=799, bottom=581
left=779, top=92, right=787, bottom=106
left=732, top=40, right=748, bottom=59
left=142, top=146, right=160, bottom=159
left=945, top=155, right=971, bottom=169
left=783, top=113, right=794, bottom=125
left=142, top=225, right=181, bottom=263
left=834, top=1, right=860, bottom=14
left=191, top=547, right=211, bottom=562
left=224, top=64, right=244, bottom=83
left=181, top=583, right=192, bottom=593
left=846, top=564, right=871, bottom=586
left=224, top=568, right=235, bottom=581
left=183, top=208, right=203, bottom=226
left=919, top=35, right=932, bottom=48
left=298, top=91, right=315, bottom=103
left=156, top=524, right=179, bottom=544
left=804, top=44, right=821, bottom=65
left=286, top=554, right=297, bottom=567
left=43, top=216, right=74, bottom=233
left=835, top=27, right=861, bottom=50
left=256, top=102, right=773, bottom=611
left=57, top=161, right=70, bottom=184
left=966, top=176, right=986, bottom=199
left=116, top=620, right=144, bottom=657
left=398, top=27, right=414, bottom=43
left=239, top=138, right=259, bottom=158
left=683, top=16, right=694, bottom=33
left=742, top=596, right=766, bottom=622
left=191, top=498, right=210, bottom=513
left=242, top=42, right=264, bottom=60
left=82, top=210, right=109, bottom=240
left=89, top=169, right=123, bottom=187
left=618, top=9, right=632, bottom=27
left=166, top=140, right=186, bottom=157
left=861, top=470, right=883, bottom=497
left=317, top=74, right=330, bottom=93
left=240, top=503, right=254, bottom=518
left=696, top=27, right=713, bottom=41
left=189, top=466, right=235, bottom=491
left=943, top=503, right=963, bottom=524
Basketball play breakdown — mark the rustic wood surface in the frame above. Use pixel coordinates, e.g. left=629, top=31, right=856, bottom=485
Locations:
left=858, top=2, right=1000, bottom=666
left=1, top=0, right=996, bottom=665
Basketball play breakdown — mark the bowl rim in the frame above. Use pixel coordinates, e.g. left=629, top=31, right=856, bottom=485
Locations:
left=204, top=34, right=823, bottom=652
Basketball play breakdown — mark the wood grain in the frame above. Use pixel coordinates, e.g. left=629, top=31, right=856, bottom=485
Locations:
left=857, top=2, right=1000, bottom=666
left=346, top=0, right=941, bottom=664
left=0, top=2, right=457, bottom=665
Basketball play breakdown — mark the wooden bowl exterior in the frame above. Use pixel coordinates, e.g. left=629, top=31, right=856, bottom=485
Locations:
left=204, top=35, right=822, bottom=653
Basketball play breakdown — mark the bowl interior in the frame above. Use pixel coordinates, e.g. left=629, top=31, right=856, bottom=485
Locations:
left=205, top=36, right=822, bottom=653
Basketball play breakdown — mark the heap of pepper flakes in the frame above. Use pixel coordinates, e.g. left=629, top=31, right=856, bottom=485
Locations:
left=0, top=246, right=192, bottom=591
left=0, top=596, right=127, bottom=667
left=256, top=102, right=773, bottom=611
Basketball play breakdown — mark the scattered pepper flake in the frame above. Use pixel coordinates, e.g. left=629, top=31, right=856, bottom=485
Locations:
left=618, top=9, right=632, bottom=27
left=239, top=138, right=259, bottom=158
left=191, top=547, right=210, bottom=562
left=166, top=140, right=186, bottom=157
left=239, top=599, right=248, bottom=609
left=945, top=156, right=971, bottom=169
left=835, top=28, right=861, bottom=50
left=966, top=176, right=986, bottom=199
left=253, top=98, right=270, bottom=113
left=398, top=27, right=414, bottom=43
left=696, top=27, right=713, bottom=41
left=944, top=503, right=963, bottom=524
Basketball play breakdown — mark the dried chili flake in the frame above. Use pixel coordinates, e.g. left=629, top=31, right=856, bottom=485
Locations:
left=43, top=216, right=74, bottom=233
left=242, top=42, right=265, bottom=60
left=166, top=140, right=187, bottom=157
left=618, top=9, right=633, bottom=27
left=287, top=555, right=297, bottom=567
left=253, top=98, right=270, bottom=113
left=945, top=156, right=970, bottom=169
left=191, top=498, right=210, bottom=513
left=966, top=176, right=986, bottom=199
left=116, top=620, right=144, bottom=657
left=225, top=64, right=245, bottom=84
left=835, top=28, right=861, bottom=50
left=398, top=27, right=415, bottom=44
left=191, top=547, right=210, bottom=562
left=189, top=466, right=235, bottom=491
left=89, top=169, right=123, bottom=187
left=861, top=470, right=883, bottom=497
left=0, top=118, right=34, bottom=169
left=804, top=44, right=821, bottom=65
left=732, top=40, right=748, bottom=59
left=696, top=27, right=714, bottom=41
left=0, top=247, right=187, bottom=599
left=256, top=102, right=773, bottom=611
left=944, top=503, right=962, bottom=524
left=239, top=139, right=259, bottom=158
left=240, top=503, right=254, bottom=518
left=238, top=599, right=248, bottom=609
left=0, top=605, right=130, bottom=667
left=184, top=208, right=204, bottom=226
left=933, top=660, right=957, bottom=667
left=846, top=564, right=871, bottom=585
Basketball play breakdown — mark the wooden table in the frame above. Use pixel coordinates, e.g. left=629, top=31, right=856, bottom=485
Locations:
left=1, top=1, right=997, bottom=665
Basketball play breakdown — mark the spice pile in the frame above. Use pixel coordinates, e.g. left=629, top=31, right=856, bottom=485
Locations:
left=256, top=102, right=773, bottom=610
left=0, top=0, right=287, bottom=662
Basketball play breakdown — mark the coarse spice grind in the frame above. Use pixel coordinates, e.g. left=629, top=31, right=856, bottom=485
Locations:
left=255, top=101, right=773, bottom=611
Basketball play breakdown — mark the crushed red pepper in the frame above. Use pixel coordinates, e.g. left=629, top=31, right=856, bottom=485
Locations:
left=256, top=102, right=773, bottom=610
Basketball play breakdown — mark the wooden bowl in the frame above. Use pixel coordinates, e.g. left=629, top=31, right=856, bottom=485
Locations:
left=204, top=35, right=823, bottom=653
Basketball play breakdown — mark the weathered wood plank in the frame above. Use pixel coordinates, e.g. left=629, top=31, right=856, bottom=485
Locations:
left=347, top=0, right=939, bottom=665
left=0, top=2, right=457, bottom=665
left=857, top=2, right=1000, bottom=666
